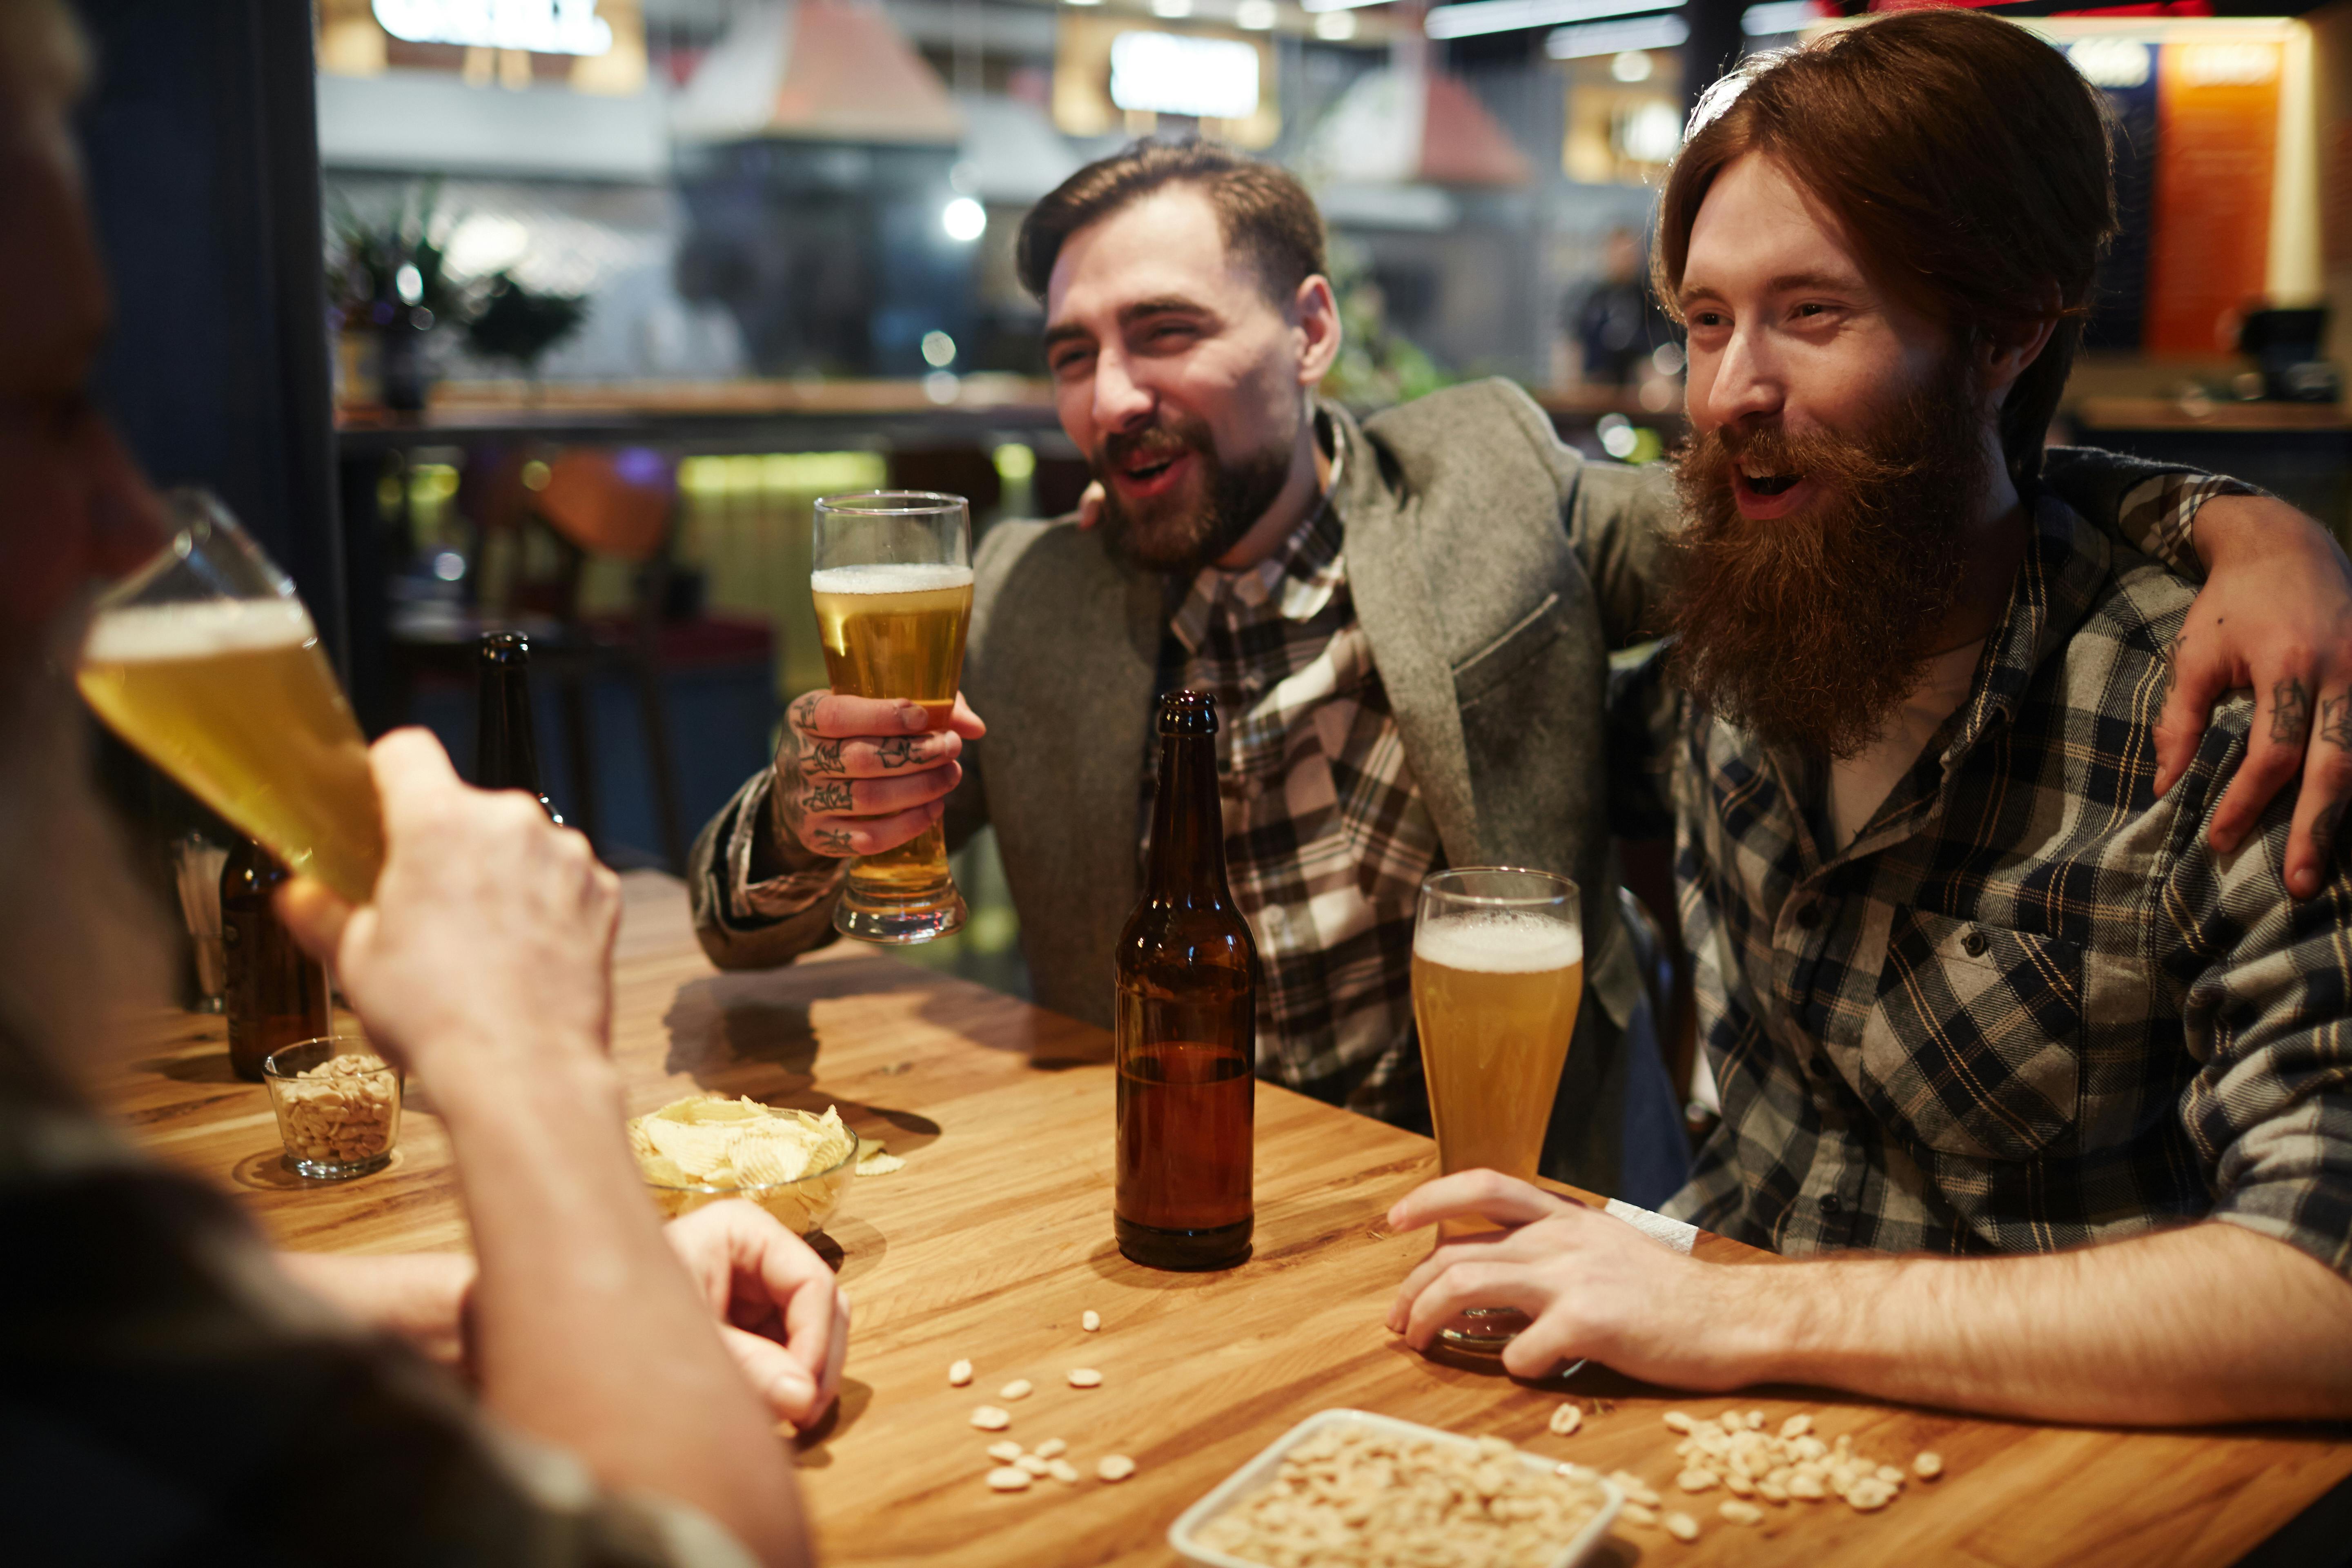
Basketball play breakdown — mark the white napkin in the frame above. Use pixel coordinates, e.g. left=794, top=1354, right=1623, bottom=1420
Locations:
left=1604, top=1197, right=1698, bottom=1255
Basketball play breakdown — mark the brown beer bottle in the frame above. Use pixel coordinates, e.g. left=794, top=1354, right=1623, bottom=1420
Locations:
left=219, top=837, right=331, bottom=1081
left=475, top=631, right=560, bottom=821
left=1114, top=690, right=1257, bottom=1270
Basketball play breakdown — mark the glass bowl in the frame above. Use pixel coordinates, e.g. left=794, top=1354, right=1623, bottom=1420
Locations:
left=262, top=1035, right=401, bottom=1180
left=637, top=1114, right=860, bottom=1237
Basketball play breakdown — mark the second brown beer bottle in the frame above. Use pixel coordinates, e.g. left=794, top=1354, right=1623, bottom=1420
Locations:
left=220, top=836, right=331, bottom=1081
left=475, top=631, right=561, bottom=821
left=1114, top=689, right=1257, bottom=1270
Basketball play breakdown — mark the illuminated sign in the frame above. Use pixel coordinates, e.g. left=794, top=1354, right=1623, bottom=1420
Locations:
left=371, top=0, right=614, bottom=56
left=1108, top=31, right=1260, bottom=120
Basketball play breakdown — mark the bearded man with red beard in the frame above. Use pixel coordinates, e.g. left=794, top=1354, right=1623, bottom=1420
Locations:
left=1382, top=10, right=2352, bottom=1426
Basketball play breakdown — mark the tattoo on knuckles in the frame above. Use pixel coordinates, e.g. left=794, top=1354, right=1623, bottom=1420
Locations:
left=803, top=780, right=855, bottom=815
left=802, top=736, right=848, bottom=775
left=2271, top=676, right=2313, bottom=744
left=2321, top=695, right=2352, bottom=752
left=874, top=735, right=923, bottom=770
left=814, top=828, right=855, bottom=855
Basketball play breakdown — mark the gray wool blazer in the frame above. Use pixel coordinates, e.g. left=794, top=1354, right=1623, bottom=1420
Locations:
left=688, top=378, right=2201, bottom=1198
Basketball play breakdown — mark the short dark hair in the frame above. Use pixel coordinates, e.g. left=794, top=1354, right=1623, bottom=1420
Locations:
left=1015, top=140, right=1326, bottom=306
left=1654, top=10, right=2116, bottom=491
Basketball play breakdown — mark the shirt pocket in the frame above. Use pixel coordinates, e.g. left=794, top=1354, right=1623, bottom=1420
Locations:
left=1857, top=910, right=2082, bottom=1162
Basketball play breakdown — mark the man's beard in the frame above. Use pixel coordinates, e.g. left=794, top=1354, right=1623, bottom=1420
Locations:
left=1665, top=360, right=1993, bottom=761
left=1092, top=408, right=1294, bottom=576
left=0, top=611, right=172, bottom=1083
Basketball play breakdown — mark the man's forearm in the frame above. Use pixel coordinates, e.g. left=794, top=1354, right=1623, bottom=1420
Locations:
left=1731, top=1222, right=2352, bottom=1425
left=275, top=1251, right=475, bottom=1372
left=434, top=1047, right=810, bottom=1566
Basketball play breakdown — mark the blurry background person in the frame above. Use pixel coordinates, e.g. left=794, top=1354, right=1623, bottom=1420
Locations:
left=0, top=5, right=839, bottom=1562
left=1383, top=11, right=2352, bottom=1428
left=686, top=140, right=2330, bottom=1213
left=1566, top=227, right=1669, bottom=389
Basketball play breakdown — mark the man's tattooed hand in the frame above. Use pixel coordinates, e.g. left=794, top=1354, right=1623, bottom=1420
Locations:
left=770, top=687, right=972, bottom=860
left=2271, top=675, right=2313, bottom=745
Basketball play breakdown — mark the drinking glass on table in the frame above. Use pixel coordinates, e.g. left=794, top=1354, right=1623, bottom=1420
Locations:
left=810, top=490, right=974, bottom=944
left=77, top=490, right=385, bottom=905
left=1411, top=866, right=1585, bottom=1355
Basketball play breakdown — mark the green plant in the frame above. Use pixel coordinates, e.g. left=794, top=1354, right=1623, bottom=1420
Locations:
left=329, top=180, right=464, bottom=326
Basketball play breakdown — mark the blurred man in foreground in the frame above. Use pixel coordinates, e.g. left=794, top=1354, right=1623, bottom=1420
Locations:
left=1387, top=10, right=2352, bottom=1425
left=0, top=6, right=835, bottom=1560
left=688, top=141, right=2343, bottom=1212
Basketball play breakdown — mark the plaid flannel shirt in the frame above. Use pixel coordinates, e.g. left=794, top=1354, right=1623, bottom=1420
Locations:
left=1646, top=481, right=2352, bottom=1277
left=1152, top=421, right=1445, bottom=1124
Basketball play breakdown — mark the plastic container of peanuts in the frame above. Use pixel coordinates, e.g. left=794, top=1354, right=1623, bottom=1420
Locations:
left=263, top=1036, right=401, bottom=1180
left=1168, top=1409, right=1623, bottom=1568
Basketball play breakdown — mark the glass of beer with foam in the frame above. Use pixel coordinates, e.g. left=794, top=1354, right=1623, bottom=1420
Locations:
left=810, top=491, right=973, bottom=943
left=78, top=491, right=383, bottom=905
left=1412, top=866, right=1584, bottom=1354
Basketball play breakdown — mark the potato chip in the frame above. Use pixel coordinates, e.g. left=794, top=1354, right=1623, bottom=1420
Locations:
left=644, top=1118, right=742, bottom=1181
left=637, top=1152, right=696, bottom=1187
left=732, top=1135, right=802, bottom=1187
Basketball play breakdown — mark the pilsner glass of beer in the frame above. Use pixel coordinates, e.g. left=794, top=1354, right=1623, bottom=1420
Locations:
left=1411, top=866, right=1584, bottom=1354
left=77, top=491, right=384, bottom=906
left=810, top=491, right=974, bottom=943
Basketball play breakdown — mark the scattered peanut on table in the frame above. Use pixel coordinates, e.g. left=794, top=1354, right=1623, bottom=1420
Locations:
left=1583, top=1405, right=1956, bottom=1545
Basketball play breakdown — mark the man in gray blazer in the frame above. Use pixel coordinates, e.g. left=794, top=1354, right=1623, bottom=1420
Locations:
left=687, top=141, right=2265, bottom=1206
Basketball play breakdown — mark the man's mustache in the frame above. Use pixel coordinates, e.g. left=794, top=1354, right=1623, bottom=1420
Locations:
left=1096, top=421, right=1205, bottom=474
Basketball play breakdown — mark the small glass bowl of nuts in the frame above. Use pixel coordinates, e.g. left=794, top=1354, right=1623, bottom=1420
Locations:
left=263, top=1036, right=402, bottom=1180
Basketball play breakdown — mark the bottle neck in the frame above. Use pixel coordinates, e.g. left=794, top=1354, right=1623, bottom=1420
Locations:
left=476, top=662, right=542, bottom=794
left=1146, top=732, right=1232, bottom=903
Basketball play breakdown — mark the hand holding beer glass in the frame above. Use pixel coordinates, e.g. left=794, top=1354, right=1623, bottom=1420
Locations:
left=808, top=492, right=976, bottom=944
left=78, top=491, right=384, bottom=905
left=1411, top=867, right=1584, bottom=1354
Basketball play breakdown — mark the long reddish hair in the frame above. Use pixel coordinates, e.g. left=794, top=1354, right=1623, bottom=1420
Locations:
left=1653, top=10, right=2117, bottom=490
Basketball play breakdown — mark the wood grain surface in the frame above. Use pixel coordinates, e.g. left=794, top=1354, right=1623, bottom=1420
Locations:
left=89, top=873, right=2352, bottom=1567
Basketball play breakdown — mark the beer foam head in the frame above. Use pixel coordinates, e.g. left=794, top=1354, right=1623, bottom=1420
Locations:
left=82, top=599, right=315, bottom=663
left=809, top=563, right=974, bottom=595
left=1414, top=912, right=1583, bottom=972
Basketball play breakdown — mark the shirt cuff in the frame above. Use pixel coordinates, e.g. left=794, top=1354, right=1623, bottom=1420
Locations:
left=2118, top=471, right=2264, bottom=581
left=724, top=770, right=849, bottom=925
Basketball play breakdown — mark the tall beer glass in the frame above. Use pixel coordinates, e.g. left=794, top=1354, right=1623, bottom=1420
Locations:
left=77, top=491, right=384, bottom=905
left=811, top=491, right=973, bottom=943
left=1412, top=866, right=1584, bottom=1353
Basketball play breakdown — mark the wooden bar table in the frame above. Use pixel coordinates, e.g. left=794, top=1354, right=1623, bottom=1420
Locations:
left=97, top=873, right=2352, bottom=1567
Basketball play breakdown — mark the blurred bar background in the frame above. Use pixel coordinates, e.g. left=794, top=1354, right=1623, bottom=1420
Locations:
left=68, top=0, right=2352, bottom=1000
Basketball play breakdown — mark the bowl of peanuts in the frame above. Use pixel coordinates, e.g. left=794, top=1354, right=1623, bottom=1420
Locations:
left=1169, top=1409, right=1621, bottom=1568
left=262, top=1036, right=402, bottom=1180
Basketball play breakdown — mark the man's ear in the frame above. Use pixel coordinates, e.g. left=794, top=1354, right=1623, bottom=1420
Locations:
left=1978, top=294, right=2060, bottom=403
left=1293, top=274, right=1343, bottom=388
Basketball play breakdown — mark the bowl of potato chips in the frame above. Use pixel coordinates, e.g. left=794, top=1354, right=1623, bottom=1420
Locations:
left=628, top=1094, right=860, bottom=1237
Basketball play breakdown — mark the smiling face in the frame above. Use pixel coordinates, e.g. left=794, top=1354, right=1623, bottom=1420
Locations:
left=1042, top=183, right=1339, bottom=575
left=1665, top=151, right=2005, bottom=758
left=1679, top=151, right=1982, bottom=519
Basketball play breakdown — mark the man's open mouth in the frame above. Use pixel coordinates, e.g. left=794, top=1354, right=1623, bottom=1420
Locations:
left=1125, top=454, right=1178, bottom=483
left=1742, top=471, right=1801, bottom=496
